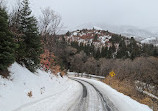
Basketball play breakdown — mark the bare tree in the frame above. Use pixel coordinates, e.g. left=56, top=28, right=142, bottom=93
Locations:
left=99, top=58, right=114, bottom=76
left=8, top=0, right=21, bottom=30
left=70, top=51, right=87, bottom=72
left=0, top=0, right=3, bottom=6
left=0, top=0, right=7, bottom=9
left=39, top=7, right=62, bottom=36
left=83, top=57, right=97, bottom=75
left=8, top=0, right=25, bottom=44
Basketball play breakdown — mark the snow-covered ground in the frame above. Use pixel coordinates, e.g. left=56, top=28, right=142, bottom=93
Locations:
left=0, top=63, right=82, bottom=111
left=0, top=64, right=152, bottom=111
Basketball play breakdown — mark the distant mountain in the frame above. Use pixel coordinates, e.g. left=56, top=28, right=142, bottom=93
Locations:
left=144, top=26, right=158, bottom=34
left=68, top=23, right=158, bottom=45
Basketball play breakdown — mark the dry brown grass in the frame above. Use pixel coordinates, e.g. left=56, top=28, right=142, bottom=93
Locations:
left=51, top=65, right=66, bottom=77
left=102, top=76, right=158, bottom=111
left=51, top=65, right=61, bottom=74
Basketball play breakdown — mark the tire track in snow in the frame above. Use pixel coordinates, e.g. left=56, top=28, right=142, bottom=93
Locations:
left=68, top=80, right=88, bottom=111
left=72, top=78, right=118, bottom=111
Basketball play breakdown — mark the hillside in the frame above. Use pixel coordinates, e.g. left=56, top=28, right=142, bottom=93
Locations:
left=63, top=28, right=158, bottom=60
left=65, top=29, right=116, bottom=49
left=0, top=62, right=81, bottom=111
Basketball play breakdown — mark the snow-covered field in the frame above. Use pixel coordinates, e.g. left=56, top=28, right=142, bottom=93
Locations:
left=0, top=63, right=82, bottom=111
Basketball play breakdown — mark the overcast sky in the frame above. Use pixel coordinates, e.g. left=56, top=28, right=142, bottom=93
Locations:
left=7, top=0, right=158, bottom=29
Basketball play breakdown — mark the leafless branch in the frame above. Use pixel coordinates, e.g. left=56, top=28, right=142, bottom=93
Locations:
left=39, top=7, right=62, bottom=35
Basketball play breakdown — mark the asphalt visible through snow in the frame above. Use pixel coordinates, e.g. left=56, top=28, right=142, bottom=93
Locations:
left=8, top=75, right=151, bottom=111
left=71, top=78, right=118, bottom=111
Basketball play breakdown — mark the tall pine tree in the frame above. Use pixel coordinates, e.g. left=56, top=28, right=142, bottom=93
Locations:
left=17, top=0, right=42, bottom=72
left=0, top=6, right=17, bottom=73
left=116, top=39, right=128, bottom=59
left=128, top=37, right=140, bottom=60
left=93, top=34, right=98, bottom=41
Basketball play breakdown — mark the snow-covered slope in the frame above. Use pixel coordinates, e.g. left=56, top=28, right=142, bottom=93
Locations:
left=0, top=63, right=82, bottom=111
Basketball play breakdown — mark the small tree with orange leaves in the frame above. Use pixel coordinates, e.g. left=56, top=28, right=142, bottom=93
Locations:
left=40, top=49, right=55, bottom=71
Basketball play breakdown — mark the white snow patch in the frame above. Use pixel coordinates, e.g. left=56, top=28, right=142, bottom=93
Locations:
left=93, top=26, right=103, bottom=30
left=73, top=32, right=78, bottom=36
left=0, top=63, right=82, bottom=111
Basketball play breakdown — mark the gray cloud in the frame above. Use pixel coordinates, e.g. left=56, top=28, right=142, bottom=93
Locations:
left=7, top=0, right=158, bottom=29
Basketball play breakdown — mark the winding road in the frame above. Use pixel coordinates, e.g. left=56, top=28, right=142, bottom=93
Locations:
left=71, top=78, right=118, bottom=111
left=12, top=77, right=152, bottom=111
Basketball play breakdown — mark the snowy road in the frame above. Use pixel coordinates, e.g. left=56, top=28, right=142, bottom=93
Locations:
left=71, top=78, right=118, bottom=111
left=13, top=77, right=152, bottom=111
left=72, top=77, right=152, bottom=111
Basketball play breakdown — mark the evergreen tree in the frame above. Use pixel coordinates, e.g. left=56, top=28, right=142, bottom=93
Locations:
left=116, top=39, right=127, bottom=59
left=66, top=31, right=71, bottom=36
left=111, top=43, right=116, bottom=52
left=17, top=0, right=42, bottom=72
left=128, top=37, right=140, bottom=60
left=106, top=47, right=113, bottom=58
left=85, top=44, right=92, bottom=56
left=0, top=7, right=17, bottom=72
left=110, top=34, right=122, bottom=43
left=93, top=34, right=98, bottom=41
left=95, top=49, right=101, bottom=59
left=101, top=47, right=108, bottom=58
left=89, top=44, right=95, bottom=56
left=153, top=46, right=158, bottom=57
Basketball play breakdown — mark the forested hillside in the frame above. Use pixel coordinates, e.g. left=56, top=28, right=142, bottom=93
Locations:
left=50, top=29, right=158, bottom=98
left=64, top=29, right=158, bottom=60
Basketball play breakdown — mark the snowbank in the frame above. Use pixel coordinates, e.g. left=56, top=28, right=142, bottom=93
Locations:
left=77, top=77, right=152, bottom=111
left=0, top=63, right=82, bottom=111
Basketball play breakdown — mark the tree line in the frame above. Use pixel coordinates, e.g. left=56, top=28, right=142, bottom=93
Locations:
left=68, top=35, right=158, bottom=60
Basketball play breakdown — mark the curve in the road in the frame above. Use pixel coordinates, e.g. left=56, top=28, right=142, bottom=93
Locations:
left=77, top=80, right=87, bottom=98
left=72, top=78, right=118, bottom=111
